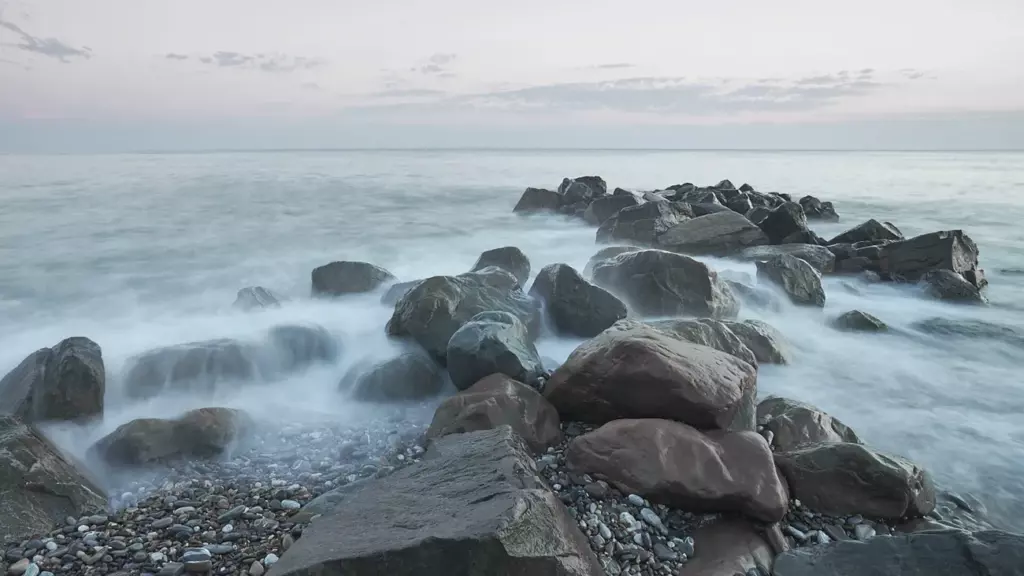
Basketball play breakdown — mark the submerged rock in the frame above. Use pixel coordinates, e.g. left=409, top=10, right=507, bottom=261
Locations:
left=737, top=243, right=836, bottom=273
left=656, top=210, right=769, bottom=256
left=756, top=254, right=827, bottom=307
left=469, top=246, right=531, bottom=287
left=233, top=286, right=283, bottom=310
left=342, top=350, right=447, bottom=402
left=529, top=263, right=627, bottom=338
left=446, top=311, right=544, bottom=391
left=757, top=397, right=861, bottom=452
left=513, top=187, right=563, bottom=213
left=311, top=261, right=396, bottom=296
left=0, top=337, right=105, bottom=424
left=832, top=310, right=889, bottom=332
left=920, top=269, right=987, bottom=304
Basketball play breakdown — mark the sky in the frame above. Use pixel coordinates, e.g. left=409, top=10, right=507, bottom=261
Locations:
left=1, top=0, right=1023, bottom=151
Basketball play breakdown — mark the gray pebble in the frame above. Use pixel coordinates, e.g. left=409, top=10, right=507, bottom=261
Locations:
left=854, top=524, right=876, bottom=541
left=627, top=494, right=645, bottom=507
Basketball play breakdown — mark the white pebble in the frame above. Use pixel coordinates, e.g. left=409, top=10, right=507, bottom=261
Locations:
left=45, top=542, right=57, bottom=551
left=264, top=553, right=280, bottom=565
left=627, top=494, right=645, bottom=507
left=150, top=552, right=165, bottom=562
left=222, top=524, right=234, bottom=533
left=77, top=525, right=88, bottom=532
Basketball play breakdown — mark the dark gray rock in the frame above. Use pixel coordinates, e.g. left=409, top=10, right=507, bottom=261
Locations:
left=829, top=219, right=904, bottom=245
left=649, top=318, right=757, bottom=367
left=529, top=263, right=626, bottom=338
left=724, top=280, right=784, bottom=313
left=267, top=426, right=604, bottom=576
left=920, top=270, right=986, bottom=304
left=799, top=195, right=840, bottom=221
left=596, top=201, right=693, bottom=246
left=311, top=261, right=396, bottom=296
left=656, top=211, right=769, bottom=256
left=879, top=230, right=983, bottom=287
left=758, top=202, right=809, bottom=244
left=832, top=310, right=889, bottom=332
left=721, top=320, right=790, bottom=364
left=677, top=188, right=721, bottom=205
left=583, top=194, right=642, bottom=226
left=233, top=286, right=283, bottom=311
left=381, top=280, right=423, bottom=306
left=745, top=206, right=771, bottom=225
left=757, top=397, right=860, bottom=452
left=513, top=187, right=562, bottom=213
left=0, top=337, right=104, bottom=424
left=446, top=311, right=544, bottom=391
left=89, top=407, right=252, bottom=466
left=342, top=350, right=447, bottom=402
left=756, top=254, right=826, bottom=307
left=677, top=517, right=775, bottom=576
left=737, top=244, right=836, bottom=273
left=781, top=229, right=829, bottom=246
left=470, top=246, right=531, bottom=287
left=726, top=195, right=755, bottom=215
left=688, top=202, right=734, bottom=216
left=582, top=246, right=642, bottom=277
left=560, top=175, right=607, bottom=202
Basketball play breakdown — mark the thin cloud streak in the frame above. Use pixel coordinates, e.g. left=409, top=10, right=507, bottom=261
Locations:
left=0, top=16, right=92, bottom=62
left=167, top=51, right=325, bottom=73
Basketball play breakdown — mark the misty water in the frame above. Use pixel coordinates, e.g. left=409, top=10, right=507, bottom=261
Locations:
left=2, top=150, right=1023, bottom=530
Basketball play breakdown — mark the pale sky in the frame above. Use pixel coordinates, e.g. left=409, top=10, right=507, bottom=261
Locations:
left=1, top=0, right=1023, bottom=150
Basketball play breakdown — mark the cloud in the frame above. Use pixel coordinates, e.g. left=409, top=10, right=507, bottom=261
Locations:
left=899, top=68, right=929, bottom=80
left=0, top=16, right=91, bottom=62
left=164, top=53, right=189, bottom=61
left=372, top=88, right=447, bottom=98
left=593, top=63, right=636, bottom=70
left=414, top=53, right=457, bottom=77
left=165, top=51, right=325, bottom=73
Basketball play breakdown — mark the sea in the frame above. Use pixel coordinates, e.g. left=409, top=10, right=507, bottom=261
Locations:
left=1, top=149, right=1023, bottom=530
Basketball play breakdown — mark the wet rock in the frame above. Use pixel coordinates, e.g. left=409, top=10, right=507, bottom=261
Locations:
left=832, top=310, right=889, bottom=332
left=582, top=246, right=642, bottom=277
left=649, top=318, right=758, bottom=367
left=724, top=280, right=785, bottom=313
left=342, top=350, right=446, bottom=402
left=560, top=175, right=607, bottom=203
left=232, top=286, right=283, bottom=311
left=380, top=280, right=423, bottom=306
left=758, top=202, right=809, bottom=245
left=746, top=206, right=771, bottom=225
left=529, top=263, right=627, bottom=338
left=920, top=269, right=987, bottom=304
left=656, top=211, right=769, bottom=256
left=583, top=194, right=642, bottom=226
left=737, top=244, right=836, bottom=274
left=678, top=517, right=775, bottom=576
left=90, top=407, right=252, bottom=466
left=446, top=311, right=544, bottom=391
left=513, top=187, right=563, bottom=214
left=910, top=317, right=1024, bottom=348
left=756, top=254, right=826, bottom=307
left=757, top=397, right=860, bottom=451
left=311, top=261, right=395, bottom=296
left=829, top=219, right=904, bottom=245
left=879, top=230, right=983, bottom=287
left=469, top=246, right=531, bottom=287
left=0, top=337, right=104, bottom=424
left=799, top=195, right=839, bottom=221
left=596, top=201, right=693, bottom=246
left=721, top=320, right=790, bottom=364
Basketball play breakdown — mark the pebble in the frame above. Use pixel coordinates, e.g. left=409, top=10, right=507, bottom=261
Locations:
left=152, top=517, right=174, bottom=529
left=281, top=499, right=301, bottom=510
left=23, top=566, right=39, bottom=576
left=248, top=561, right=265, bottom=576
left=823, top=524, right=849, bottom=542
left=626, top=494, right=645, bottom=507
left=854, top=524, right=877, bottom=541
left=264, top=553, right=280, bottom=565
left=7, top=559, right=29, bottom=576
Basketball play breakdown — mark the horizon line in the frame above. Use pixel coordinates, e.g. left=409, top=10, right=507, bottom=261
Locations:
left=4, top=147, right=1024, bottom=156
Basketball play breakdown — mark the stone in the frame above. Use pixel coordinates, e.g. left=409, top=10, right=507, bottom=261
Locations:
left=232, top=286, right=283, bottom=310
left=7, top=559, right=29, bottom=576
left=829, top=219, right=904, bottom=245
left=446, top=311, right=544, bottom=391
left=469, top=246, right=531, bottom=287
left=920, top=269, right=986, bottom=303
left=426, top=374, right=562, bottom=453
left=0, top=416, right=107, bottom=543
left=560, top=176, right=607, bottom=202
left=529, top=263, right=627, bottom=338
left=311, top=261, right=396, bottom=296
left=774, top=442, right=936, bottom=519
left=596, top=201, right=693, bottom=246
left=799, top=195, right=840, bottom=221
left=853, top=524, right=876, bottom=541
left=756, top=254, right=826, bottom=307
left=773, top=529, right=1024, bottom=576
left=746, top=206, right=771, bottom=224
left=736, top=244, right=836, bottom=273
left=513, top=187, right=563, bottom=213
left=591, top=249, right=739, bottom=318
left=0, top=337, right=104, bottom=424
left=879, top=230, right=983, bottom=287
left=648, top=318, right=758, bottom=367
left=832, top=310, right=888, bottom=332
left=758, top=202, right=809, bottom=245
left=566, top=419, right=788, bottom=522
left=724, top=280, right=785, bottom=313
left=89, top=407, right=251, bottom=466
left=342, top=350, right=446, bottom=402
left=584, top=194, right=642, bottom=226
left=656, top=211, right=768, bottom=257
left=721, top=320, right=790, bottom=365
left=677, top=517, right=775, bottom=576
left=544, top=321, right=757, bottom=430
left=380, top=280, right=423, bottom=306
left=757, top=397, right=860, bottom=451
left=267, top=427, right=603, bottom=576
left=582, top=246, right=642, bottom=277
left=247, top=560, right=265, bottom=576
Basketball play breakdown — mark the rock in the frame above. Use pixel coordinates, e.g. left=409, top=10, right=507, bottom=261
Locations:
left=772, top=529, right=1024, bottom=576
left=745, top=206, right=771, bottom=225
left=721, top=320, right=790, bottom=365
left=513, top=187, right=563, bottom=213
left=544, top=320, right=757, bottom=430
left=596, top=201, right=692, bottom=246
left=591, top=249, right=739, bottom=318
left=724, top=280, right=784, bottom=313
left=781, top=229, right=828, bottom=246
left=879, top=230, right=983, bottom=287
left=446, top=311, right=544, bottom=391
left=757, top=397, right=860, bottom=451
left=758, top=202, right=809, bottom=245
left=582, top=246, right=642, bottom=277
left=656, top=211, right=769, bottom=256
left=380, top=280, right=423, bottom=306
left=798, top=195, right=839, bottom=221
left=832, top=310, right=888, bottom=332
left=560, top=175, right=607, bottom=203
left=583, top=194, right=642, bottom=226
left=0, top=416, right=107, bottom=542
left=756, top=254, right=826, bottom=307
left=910, top=317, right=1024, bottom=348
left=566, top=419, right=788, bottom=522
left=232, top=286, right=282, bottom=310
left=774, top=442, right=936, bottom=519
left=343, top=350, right=446, bottom=402
left=648, top=318, right=758, bottom=367
left=737, top=244, right=836, bottom=273
left=311, top=261, right=396, bottom=296
left=829, top=219, right=904, bottom=245
left=920, top=269, right=986, bottom=303
left=677, top=188, right=722, bottom=205
left=469, top=247, right=531, bottom=287
left=426, top=374, right=562, bottom=453
left=267, top=427, right=603, bottom=576
left=726, top=195, right=755, bottom=215
left=0, top=337, right=104, bottom=424
left=90, top=407, right=252, bottom=466
left=529, top=263, right=627, bottom=338
left=677, top=517, right=775, bottom=576
left=386, top=270, right=541, bottom=363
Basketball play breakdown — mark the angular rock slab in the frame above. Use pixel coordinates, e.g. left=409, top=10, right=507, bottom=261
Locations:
left=756, top=254, right=826, bottom=307
left=529, top=263, right=627, bottom=338
left=311, top=261, right=396, bottom=296
left=583, top=194, right=642, bottom=226
left=920, top=269, right=986, bottom=304
left=0, top=337, right=105, bottom=424
left=566, top=419, right=788, bottom=522
left=829, top=219, right=904, bottom=245
left=879, top=230, right=982, bottom=287
left=758, top=202, right=809, bottom=245
left=757, top=397, right=860, bottom=452
left=267, top=426, right=604, bottom=576
left=513, top=187, right=563, bottom=214
left=233, top=286, right=283, bottom=311
left=446, top=311, right=544, bottom=391
left=470, top=247, right=531, bottom=287
left=656, top=211, right=769, bottom=257
left=596, top=201, right=692, bottom=246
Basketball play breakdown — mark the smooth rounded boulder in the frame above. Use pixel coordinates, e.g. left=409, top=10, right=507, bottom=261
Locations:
left=721, top=320, right=791, bottom=364
left=544, top=321, right=757, bottom=430
left=566, top=418, right=788, bottom=522
left=311, top=261, right=396, bottom=296
left=342, top=350, right=447, bottom=402
left=529, top=263, right=627, bottom=337
left=426, top=374, right=562, bottom=453
left=469, top=246, right=531, bottom=287
left=677, top=517, right=776, bottom=576
left=756, top=254, right=827, bottom=307
left=757, top=397, right=861, bottom=452
left=649, top=318, right=758, bottom=367
left=582, top=245, right=641, bottom=277
left=0, top=337, right=105, bottom=424
left=446, top=311, right=544, bottom=391
left=656, top=211, right=769, bottom=256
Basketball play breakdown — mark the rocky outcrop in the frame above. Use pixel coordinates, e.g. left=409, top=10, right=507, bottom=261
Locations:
left=311, top=261, right=396, bottom=296
left=529, top=263, right=627, bottom=337
left=832, top=310, right=889, bottom=332
left=774, top=442, right=936, bottom=519
left=758, top=202, right=809, bottom=245
left=513, top=187, right=563, bottom=213
left=829, top=219, right=904, bottom=245
left=0, top=337, right=105, bottom=424
left=544, top=321, right=757, bottom=430
left=566, top=419, right=788, bottom=522
left=722, top=320, right=791, bottom=364
left=596, top=202, right=692, bottom=246
left=233, top=286, right=283, bottom=310
left=878, top=230, right=984, bottom=287
left=920, top=269, right=987, bottom=304
left=591, top=249, right=739, bottom=318
left=649, top=318, right=757, bottom=367
left=583, top=194, right=642, bottom=226
left=799, top=195, right=839, bottom=221
left=677, top=517, right=776, bottom=576
left=737, top=244, right=836, bottom=273
left=656, top=211, right=769, bottom=256
left=469, top=246, right=531, bottom=287
left=446, top=311, right=544, bottom=391
left=1, top=416, right=107, bottom=542
left=560, top=175, right=607, bottom=203
left=757, top=397, right=861, bottom=452
left=756, top=254, right=827, bottom=307
left=341, top=350, right=447, bottom=402
left=267, top=426, right=604, bottom=576
left=426, top=374, right=562, bottom=453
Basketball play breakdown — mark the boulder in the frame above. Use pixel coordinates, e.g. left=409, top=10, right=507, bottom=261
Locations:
left=677, top=518, right=776, bottom=576
left=469, top=246, right=531, bottom=287
left=233, top=286, right=283, bottom=310
left=656, top=211, right=769, bottom=256
left=758, top=202, right=809, bottom=244
left=920, top=269, right=986, bottom=304
left=721, top=320, right=791, bottom=364
left=724, top=280, right=784, bottom=313
left=737, top=244, right=836, bottom=273
left=0, top=337, right=104, bottom=424
left=582, top=245, right=641, bottom=277
left=544, top=321, right=757, bottom=430
left=756, top=254, right=827, bottom=307
left=311, top=261, right=396, bottom=296
left=757, top=397, right=861, bottom=452
left=595, top=201, right=692, bottom=246
left=774, top=442, right=936, bottom=519
left=832, top=310, right=889, bottom=332
left=380, top=279, right=423, bottom=306
left=879, top=230, right=983, bottom=287
left=745, top=205, right=771, bottom=224
left=799, top=195, right=840, bottom=221
left=583, top=194, right=642, bottom=226
left=386, top=271, right=541, bottom=363
left=829, top=219, right=904, bottom=245
left=0, top=416, right=107, bottom=542
left=343, top=350, right=447, bottom=402
left=677, top=188, right=721, bottom=205
left=267, top=426, right=604, bottom=576
left=773, top=529, right=1024, bottom=576
left=560, top=175, right=607, bottom=201
left=426, top=374, right=562, bottom=453
left=513, top=187, right=563, bottom=213
left=446, top=311, right=544, bottom=392
left=566, top=419, right=788, bottom=522
left=649, top=318, right=757, bottom=367
left=591, top=249, right=739, bottom=318
left=90, top=407, right=252, bottom=466
left=688, top=203, right=734, bottom=216
left=529, top=263, right=627, bottom=338
left=726, top=195, right=754, bottom=215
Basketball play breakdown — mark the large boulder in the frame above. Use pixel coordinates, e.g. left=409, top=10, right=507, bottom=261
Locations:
left=649, top=318, right=757, bottom=367
left=544, top=321, right=757, bottom=430
left=426, top=374, right=562, bottom=453
left=757, top=397, right=860, bottom=452
left=513, top=187, right=563, bottom=213
left=799, top=195, right=840, bottom=221
left=470, top=246, right=531, bottom=287
left=758, top=202, right=809, bottom=244
left=566, top=418, right=788, bottom=522
left=756, top=254, right=826, bottom=307
left=596, top=201, right=692, bottom=246
left=721, top=320, right=790, bottom=364
left=233, top=286, right=283, bottom=310
left=582, top=246, right=641, bottom=277
left=0, top=337, right=105, bottom=424
left=829, top=219, right=904, bottom=245
left=773, top=529, right=1024, bottom=576
left=89, top=407, right=252, bottom=467
left=591, top=249, right=739, bottom=318
left=879, top=230, right=984, bottom=287
left=559, top=175, right=607, bottom=203
left=920, top=269, right=986, bottom=304
left=386, top=271, right=541, bottom=364
left=656, top=211, right=769, bottom=256
left=774, top=442, right=936, bottom=519
left=583, top=194, right=641, bottom=226
left=342, top=350, right=447, bottom=402
left=446, top=311, right=544, bottom=392
left=737, top=244, right=836, bottom=273
left=311, top=261, right=395, bottom=296
left=267, top=426, right=604, bottom=576
left=529, top=263, right=627, bottom=338
left=677, top=518, right=776, bottom=576
left=0, top=416, right=107, bottom=542
left=380, top=279, right=423, bottom=306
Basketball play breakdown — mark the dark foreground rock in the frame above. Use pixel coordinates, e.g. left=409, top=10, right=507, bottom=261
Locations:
left=446, top=311, right=544, bottom=391
left=342, top=349, right=447, bottom=402
left=0, top=336, right=105, bottom=424
left=311, top=261, right=396, bottom=296
left=233, top=286, right=284, bottom=310
left=267, top=426, right=604, bottom=576
left=470, top=246, right=531, bottom=287
left=656, top=211, right=769, bottom=256
left=756, top=254, right=827, bottom=307
left=529, top=263, right=627, bottom=338
left=757, top=397, right=861, bottom=452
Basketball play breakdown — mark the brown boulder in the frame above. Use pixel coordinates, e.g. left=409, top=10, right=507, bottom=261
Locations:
left=566, top=419, right=788, bottom=522
left=648, top=318, right=758, bottom=367
left=677, top=518, right=776, bottom=576
left=721, top=320, right=790, bottom=365
left=757, top=397, right=860, bottom=452
left=90, top=407, right=252, bottom=466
